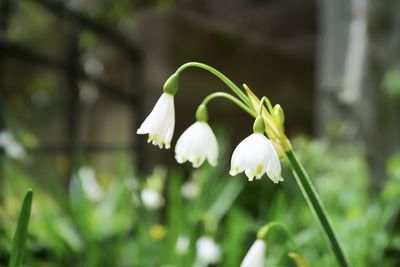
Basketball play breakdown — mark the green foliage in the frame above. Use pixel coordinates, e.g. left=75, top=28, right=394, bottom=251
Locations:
left=0, top=136, right=399, bottom=266
left=8, top=190, right=33, bottom=267
left=383, top=68, right=400, bottom=99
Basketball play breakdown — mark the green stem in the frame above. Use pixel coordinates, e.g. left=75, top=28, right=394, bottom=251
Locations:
left=258, top=96, right=274, bottom=115
left=257, top=221, right=296, bottom=247
left=176, top=62, right=252, bottom=108
left=201, top=92, right=256, bottom=117
left=285, top=150, right=351, bottom=267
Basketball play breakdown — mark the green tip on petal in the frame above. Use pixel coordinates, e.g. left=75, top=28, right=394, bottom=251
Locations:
left=163, top=73, right=179, bottom=95
left=253, top=116, right=265, bottom=133
left=195, top=104, right=208, bottom=122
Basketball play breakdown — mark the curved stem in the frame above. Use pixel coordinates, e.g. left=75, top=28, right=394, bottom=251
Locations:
left=201, top=92, right=256, bottom=117
left=285, top=150, right=352, bottom=267
left=258, top=96, right=274, bottom=115
left=176, top=62, right=252, bottom=108
left=257, top=221, right=296, bottom=247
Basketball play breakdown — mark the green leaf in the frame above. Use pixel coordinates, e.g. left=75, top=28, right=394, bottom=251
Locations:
left=8, top=189, right=33, bottom=267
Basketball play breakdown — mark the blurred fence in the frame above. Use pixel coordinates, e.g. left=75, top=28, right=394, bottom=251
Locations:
left=0, top=0, right=147, bottom=179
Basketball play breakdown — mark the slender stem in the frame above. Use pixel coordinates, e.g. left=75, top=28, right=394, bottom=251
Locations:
left=257, top=221, right=296, bottom=247
left=258, top=96, right=274, bottom=115
left=176, top=62, right=252, bottom=108
left=285, top=150, right=351, bottom=267
left=201, top=92, right=256, bottom=117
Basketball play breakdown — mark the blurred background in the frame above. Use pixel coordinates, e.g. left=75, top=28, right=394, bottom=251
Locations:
left=0, top=0, right=400, bottom=266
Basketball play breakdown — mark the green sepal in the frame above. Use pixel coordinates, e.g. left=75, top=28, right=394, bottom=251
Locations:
left=196, top=104, right=208, bottom=122
left=253, top=116, right=265, bottom=133
left=163, top=73, right=179, bottom=95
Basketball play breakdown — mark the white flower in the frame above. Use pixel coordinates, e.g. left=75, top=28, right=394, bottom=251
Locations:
left=175, top=122, right=218, bottom=167
left=78, top=166, right=104, bottom=202
left=0, top=131, right=26, bottom=159
left=196, top=236, right=222, bottom=265
left=141, top=188, right=164, bottom=209
left=240, top=239, right=266, bottom=267
left=175, top=235, right=190, bottom=255
left=181, top=181, right=200, bottom=199
left=137, top=93, right=175, bottom=149
left=230, top=133, right=283, bottom=183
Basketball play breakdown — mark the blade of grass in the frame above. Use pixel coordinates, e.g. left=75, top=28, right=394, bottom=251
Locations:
left=8, top=189, right=33, bottom=267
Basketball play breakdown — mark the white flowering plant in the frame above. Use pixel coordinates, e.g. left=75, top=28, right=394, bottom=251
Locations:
left=137, top=62, right=351, bottom=267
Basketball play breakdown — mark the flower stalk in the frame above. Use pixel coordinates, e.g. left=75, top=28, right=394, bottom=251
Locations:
left=285, top=150, right=352, bottom=267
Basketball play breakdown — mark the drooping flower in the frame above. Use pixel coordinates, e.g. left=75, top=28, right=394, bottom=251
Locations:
left=137, top=93, right=175, bottom=149
left=196, top=236, right=222, bottom=265
left=229, top=133, right=283, bottom=183
left=0, top=131, right=26, bottom=160
left=78, top=166, right=104, bottom=202
left=240, top=239, right=267, bottom=267
left=175, top=121, right=218, bottom=168
left=175, top=235, right=190, bottom=255
left=181, top=180, right=200, bottom=199
left=141, top=188, right=164, bottom=209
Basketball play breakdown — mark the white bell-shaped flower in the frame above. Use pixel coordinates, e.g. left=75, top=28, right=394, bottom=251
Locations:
left=196, top=236, right=222, bottom=265
left=175, top=122, right=218, bottom=168
left=137, top=93, right=175, bottom=149
left=175, top=235, right=190, bottom=255
left=230, top=133, right=283, bottom=183
left=240, top=239, right=266, bottom=267
left=140, top=188, right=164, bottom=210
left=0, top=131, right=26, bottom=159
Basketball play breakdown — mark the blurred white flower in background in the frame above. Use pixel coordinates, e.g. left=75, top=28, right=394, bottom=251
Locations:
left=175, top=121, right=218, bottom=168
left=181, top=180, right=200, bottom=200
left=0, top=131, right=26, bottom=160
left=240, top=239, right=266, bottom=267
left=137, top=93, right=175, bottom=149
left=230, top=133, right=282, bottom=183
left=175, top=235, right=190, bottom=255
left=82, top=53, right=104, bottom=77
left=141, top=188, right=164, bottom=210
left=196, top=236, right=222, bottom=265
left=78, top=166, right=104, bottom=202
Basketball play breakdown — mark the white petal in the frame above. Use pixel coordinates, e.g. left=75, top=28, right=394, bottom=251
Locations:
left=175, top=122, right=218, bottom=168
left=175, top=235, right=190, bottom=255
left=240, top=240, right=266, bottom=267
left=137, top=93, right=175, bottom=149
left=264, top=138, right=282, bottom=183
left=196, top=236, right=222, bottom=264
left=230, top=133, right=282, bottom=183
left=141, top=188, right=164, bottom=209
left=181, top=181, right=200, bottom=199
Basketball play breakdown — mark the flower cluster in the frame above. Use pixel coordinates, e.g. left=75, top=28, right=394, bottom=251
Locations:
left=137, top=72, right=284, bottom=183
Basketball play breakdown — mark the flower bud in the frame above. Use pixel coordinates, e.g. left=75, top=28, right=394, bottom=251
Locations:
left=272, top=104, right=285, bottom=125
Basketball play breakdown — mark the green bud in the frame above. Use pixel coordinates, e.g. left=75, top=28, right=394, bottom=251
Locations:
left=272, top=104, right=285, bottom=125
left=253, top=116, right=265, bottom=134
left=163, top=73, right=179, bottom=95
left=196, top=104, right=208, bottom=122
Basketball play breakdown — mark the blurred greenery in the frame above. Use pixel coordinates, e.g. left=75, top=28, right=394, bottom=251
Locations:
left=0, top=135, right=399, bottom=267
